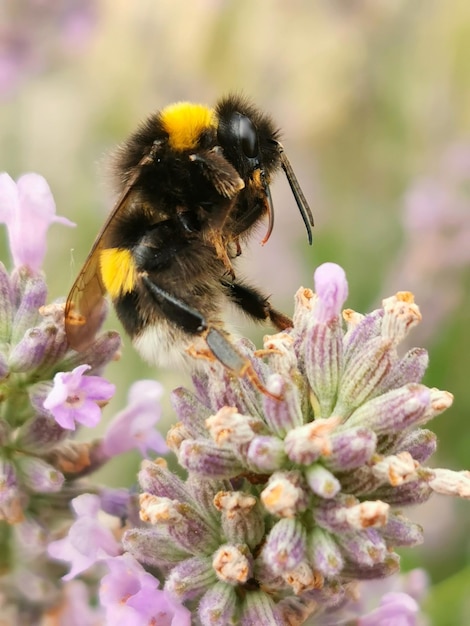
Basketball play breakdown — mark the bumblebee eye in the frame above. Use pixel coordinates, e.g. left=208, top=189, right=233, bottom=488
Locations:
left=237, top=115, right=259, bottom=159
left=219, top=112, right=260, bottom=161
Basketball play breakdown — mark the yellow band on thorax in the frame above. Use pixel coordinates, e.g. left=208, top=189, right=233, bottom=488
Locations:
left=160, top=102, right=216, bottom=151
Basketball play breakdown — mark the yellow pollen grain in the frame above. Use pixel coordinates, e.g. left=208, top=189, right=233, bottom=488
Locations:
left=100, top=248, right=137, bottom=298
left=396, top=291, right=415, bottom=303
left=262, top=483, right=283, bottom=508
left=160, top=102, right=216, bottom=151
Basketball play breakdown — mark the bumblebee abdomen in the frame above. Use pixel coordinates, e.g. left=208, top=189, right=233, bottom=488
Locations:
left=100, top=248, right=138, bottom=298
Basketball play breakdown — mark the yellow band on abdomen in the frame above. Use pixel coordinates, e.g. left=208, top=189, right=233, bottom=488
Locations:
left=100, top=248, right=138, bottom=298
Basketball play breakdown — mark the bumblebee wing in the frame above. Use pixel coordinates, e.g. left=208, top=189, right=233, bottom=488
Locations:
left=65, top=237, right=108, bottom=351
left=65, top=147, right=158, bottom=350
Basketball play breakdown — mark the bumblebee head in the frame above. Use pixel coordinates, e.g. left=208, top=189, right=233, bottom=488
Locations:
left=215, top=95, right=280, bottom=180
left=216, top=94, right=313, bottom=245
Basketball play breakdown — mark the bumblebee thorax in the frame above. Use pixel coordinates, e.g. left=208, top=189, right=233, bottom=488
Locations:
left=160, top=102, right=217, bottom=152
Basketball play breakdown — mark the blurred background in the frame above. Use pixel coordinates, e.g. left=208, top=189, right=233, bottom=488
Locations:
left=1, top=1, right=469, bottom=622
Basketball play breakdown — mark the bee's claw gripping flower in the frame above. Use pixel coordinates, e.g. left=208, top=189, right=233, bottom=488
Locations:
left=122, top=262, right=466, bottom=625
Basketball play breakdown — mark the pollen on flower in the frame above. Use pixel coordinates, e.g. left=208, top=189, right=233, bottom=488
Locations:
left=38, top=302, right=66, bottom=323
left=382, top=292, right=422, bottom=343
left=205, top=406, right=262, bottom=445
left=212, top=545, right=251, bottom=584
left=293, top=286, right=317, bottom=328
left=120, top=261, right=468, bottom=625
left=261, top=472, right=308, bottom=517
left=213, top=491, right=257, bottom=518
left=343, top=501, right=390, bottom=529
left=342, top=308, right=364, bottom=327
left=395, top=291, right=416, bottom=304
left=372, top=452, right=420, bottom=486
left=284, top=416, right=341, bottom=465
left=283, top=562, right=324, bottom=594
left=166, top=422, right=192, bottom=452
left=139, top=493, right=183, bottom=524
left=429, top=388, right=454, bottom=414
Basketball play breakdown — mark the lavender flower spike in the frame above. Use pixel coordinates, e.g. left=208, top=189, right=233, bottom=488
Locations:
left=122, top=262, right=467, bottom=625
left=0, top=170, right=131, bottom=623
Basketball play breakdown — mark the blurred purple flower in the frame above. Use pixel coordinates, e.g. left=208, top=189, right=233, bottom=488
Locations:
left=0, top=172, right=75, bottom=271
left=0, top=1, right=97, bottom=97
left=358, top=591, right=419, bottom=626
left=100, top=488, right=133, bottom=520
left=102, top=380, right=167, bottom=457
left=48, top=494, right=121, bottom=580
left=49, top=580, right=104, bottom=626
left=100, top=553, right=191, bottom=626
left=59, top=2, right=98, bottom=52
left=43, top=364, right=115, bottom=430
left=385, top=142, right=470, bottom=345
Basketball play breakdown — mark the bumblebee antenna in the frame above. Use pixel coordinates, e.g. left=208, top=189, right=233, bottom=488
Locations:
left=276, top=142, right=314, bottom=245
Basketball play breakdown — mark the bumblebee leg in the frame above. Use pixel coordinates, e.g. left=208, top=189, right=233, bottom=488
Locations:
left=142, top=275, right=207, bottom=333
left=222, top=279, right=293, bottom=331
left=141, top=275, right=280, bottom=399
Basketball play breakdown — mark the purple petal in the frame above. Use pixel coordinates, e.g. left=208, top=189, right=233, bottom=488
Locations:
left=79, top=375, right=116, bottom=401
left=71, top=493, right=101, bottom=517
left=42, top=376, right=69, bottom=409
left=48, top=494, right=120, bottom=580
left=103, top=380, right=166, bottom=457
left=73, top=400, right=102, bottom=428
left=0, top=172, right=75, bottom=271
left=49, top=404, right=77, bottom=430
left=48, top=535, right=95, bottom=580
left=43, top=365, right=114, bottom=430
left=65, top=364, right=92, bottom=389
left=358, top=591, right=419, bottom=625
left=314, top=262, right=349, bottom=322
left=100, top=554, right=191, bottom=626
left=58, top=581, right=104, bottom=626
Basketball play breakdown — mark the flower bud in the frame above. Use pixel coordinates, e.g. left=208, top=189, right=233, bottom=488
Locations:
left=262, top=518, right=306, bottom=575
left=239, top=590, right=282, bottom=626
left=16, top=456, right=64, bottom=493
left=178, top=439, right=245, bottom=478
left=165, top=555, right=215, bottom=601
left=0, top=262, right=13, bottom=343
left=214, top=491, right=264, bottom=550
left=10, top=268, right=47, bottom=344
left=308, top=526, right=343, bottom=577
left=198, top=582, right=238, bottom=626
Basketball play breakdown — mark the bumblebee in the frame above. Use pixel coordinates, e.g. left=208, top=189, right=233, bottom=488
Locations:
left=65, top=94, right=313, bottom=394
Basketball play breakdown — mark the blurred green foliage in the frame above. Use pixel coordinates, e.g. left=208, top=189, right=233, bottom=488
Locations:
left=1, top=1, right=470, bottom=621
